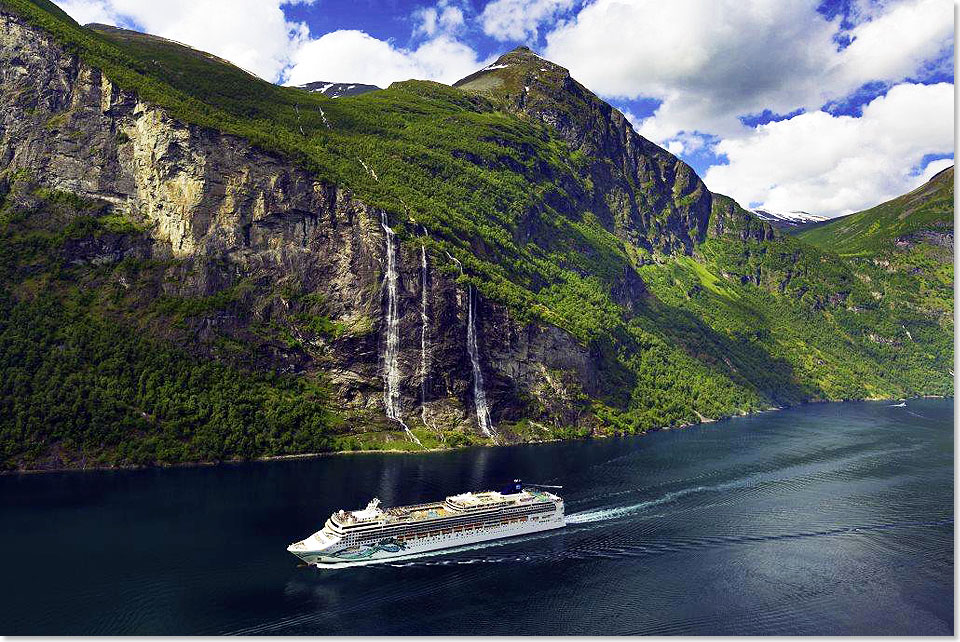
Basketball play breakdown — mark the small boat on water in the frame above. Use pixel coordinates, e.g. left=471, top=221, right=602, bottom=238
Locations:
left=890, top=401, right=907, bottom=407
left=287, top=480, right=565, bottom=566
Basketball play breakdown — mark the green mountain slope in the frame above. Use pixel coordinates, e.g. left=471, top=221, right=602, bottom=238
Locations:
left=797, top=166, right=954, bottom=255
left=0, top=0, right=952, bottom=470
left=796, top=168, right=954, bottom=325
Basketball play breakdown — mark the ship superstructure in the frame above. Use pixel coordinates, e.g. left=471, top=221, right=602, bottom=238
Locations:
left=287, top=480, right=564, bottom=566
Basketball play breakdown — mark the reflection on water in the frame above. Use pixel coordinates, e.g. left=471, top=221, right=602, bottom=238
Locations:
left=0, top=399, right=953, bottom=635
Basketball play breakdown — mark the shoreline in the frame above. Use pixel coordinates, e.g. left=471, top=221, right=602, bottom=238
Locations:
left=3, top=395, right=950, bottom=476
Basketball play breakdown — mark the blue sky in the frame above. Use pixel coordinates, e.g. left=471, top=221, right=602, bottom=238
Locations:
left=57, top=0, right=954, bottom=217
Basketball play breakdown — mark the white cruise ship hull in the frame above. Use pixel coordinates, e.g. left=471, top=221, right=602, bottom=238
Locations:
left=291, top=512, right=565, bottom=567
left=288, top=483, right=565, bottom=567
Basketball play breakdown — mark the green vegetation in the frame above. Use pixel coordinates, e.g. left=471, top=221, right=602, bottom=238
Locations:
left=0, top=184, right=349, bottom=470
left=0, top=296, right=338, bottom=468
left=796, top=167, right=954, bottom=324
left=796, top=166, right=954, bottom=256
left=0, top=0, right=952, bottom=470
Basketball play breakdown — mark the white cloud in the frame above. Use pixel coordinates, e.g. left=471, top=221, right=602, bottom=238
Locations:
left=284, top=31, right=489, bottom=87
left=414, top=0, right=466, bottom=38
left=665, top=140, right=684, bottom=156
left=55, top=0, right=489, bottom=88
left=827, top=0, right=956, bottom=90
left=55, top=0, right=115, bottom=25
left=480, top=0, right=575, bottom=42
left=54, top=0, right=313, bottom=81
left=703, top=83, right=954, bottom=217
left=920, top=157, right=955, bottom=182
left=543, top=0, right=953, bottom=141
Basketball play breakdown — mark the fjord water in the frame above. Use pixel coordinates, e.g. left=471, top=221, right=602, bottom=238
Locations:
left=1, top=400, right=952, bottom=635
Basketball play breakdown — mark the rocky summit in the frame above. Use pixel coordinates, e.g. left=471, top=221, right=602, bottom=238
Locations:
left=0, top=0, right=952, bottom=470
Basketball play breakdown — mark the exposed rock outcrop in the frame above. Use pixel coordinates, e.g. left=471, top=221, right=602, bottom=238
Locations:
left=455, top=47, right=775, bottom=254
left=0, top=9, right=597, bottom=437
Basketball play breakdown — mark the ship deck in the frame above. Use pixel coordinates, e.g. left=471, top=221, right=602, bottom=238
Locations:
left=384, top=491, right=555, bottom=522
left=387, top=502, right=452, bottom=521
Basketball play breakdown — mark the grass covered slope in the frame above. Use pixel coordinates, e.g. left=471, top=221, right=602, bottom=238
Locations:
left=0, top=0, right=953, bottom=470
left=797, top=166, right=954, bottom=255
left=796, top=167, right=954, bottom=325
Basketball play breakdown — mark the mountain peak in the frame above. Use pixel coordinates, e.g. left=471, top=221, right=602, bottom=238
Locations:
left=454, top=37, right=728, bottom=256
left=501, top=45, right=548, bottom=63
left=453, top=46, right=567, bottom=91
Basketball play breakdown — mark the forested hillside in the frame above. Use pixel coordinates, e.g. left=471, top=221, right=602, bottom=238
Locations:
left=0, top=0, right=952, bottom=470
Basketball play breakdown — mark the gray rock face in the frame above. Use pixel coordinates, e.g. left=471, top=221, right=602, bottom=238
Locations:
left=455, top=48, right=777, bottom=261
left=0, top=9, right=597, bottom=436
left=455, top=47, right=716, bottom=255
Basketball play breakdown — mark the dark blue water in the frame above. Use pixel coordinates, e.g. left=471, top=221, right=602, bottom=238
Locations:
left=1, top=400, right=953, bottom=635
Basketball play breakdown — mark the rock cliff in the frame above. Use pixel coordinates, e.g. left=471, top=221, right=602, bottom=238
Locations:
left=0, top=1, right=950, bottom=471
left=0, top=8, right=597, bottom=440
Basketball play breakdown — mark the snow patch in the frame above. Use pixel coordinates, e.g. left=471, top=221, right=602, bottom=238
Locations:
left=752, top=209, right=830, bottom=225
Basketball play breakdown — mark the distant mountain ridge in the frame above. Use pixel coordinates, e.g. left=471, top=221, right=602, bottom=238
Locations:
left=296, top=81, right=381, bottom=98
left=297, top=80, right=381, bottom=98
left=752, top=208, right=829, bottom=229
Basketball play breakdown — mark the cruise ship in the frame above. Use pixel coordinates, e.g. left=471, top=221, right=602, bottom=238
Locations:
left=287, top=480, right=564, bottom=566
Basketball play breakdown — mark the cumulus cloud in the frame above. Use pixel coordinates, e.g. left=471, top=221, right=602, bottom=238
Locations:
left=284, top=31, right=489, bottom=87
left=54, top=0, right=313, bottom=81
left=480, top=0, right=576, bottom=42
left=828, top=0, right=956, bottom=90
left=55, top=0, right=490, bottom=88
left=703, top=83, right=954, bottom=217
left=283, top=0, right=489, bottom=88
left=55, top=0, right=115, bottom=25
left=544, top=0, right=953, bottom=141
left=413, top=0, right=467, bottom=38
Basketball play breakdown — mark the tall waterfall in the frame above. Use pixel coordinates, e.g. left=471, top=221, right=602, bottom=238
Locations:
left=419, top=242, right=431, bottom=424
left=443, top=252, right=497, bottom=440
left=379, top=211, right=421, bottom=446
left=466, top=285, right=497, bottom=441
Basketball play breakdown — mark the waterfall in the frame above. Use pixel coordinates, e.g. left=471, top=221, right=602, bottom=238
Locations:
left=443, top=251, right=497, bottom=441
left=467, top=285, right=497, bottom=441
left=380, top=211, right=421, bottom=446
left=419, top=242, right=431, bottom=425
left=444, top=250, right=463, bottom=273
